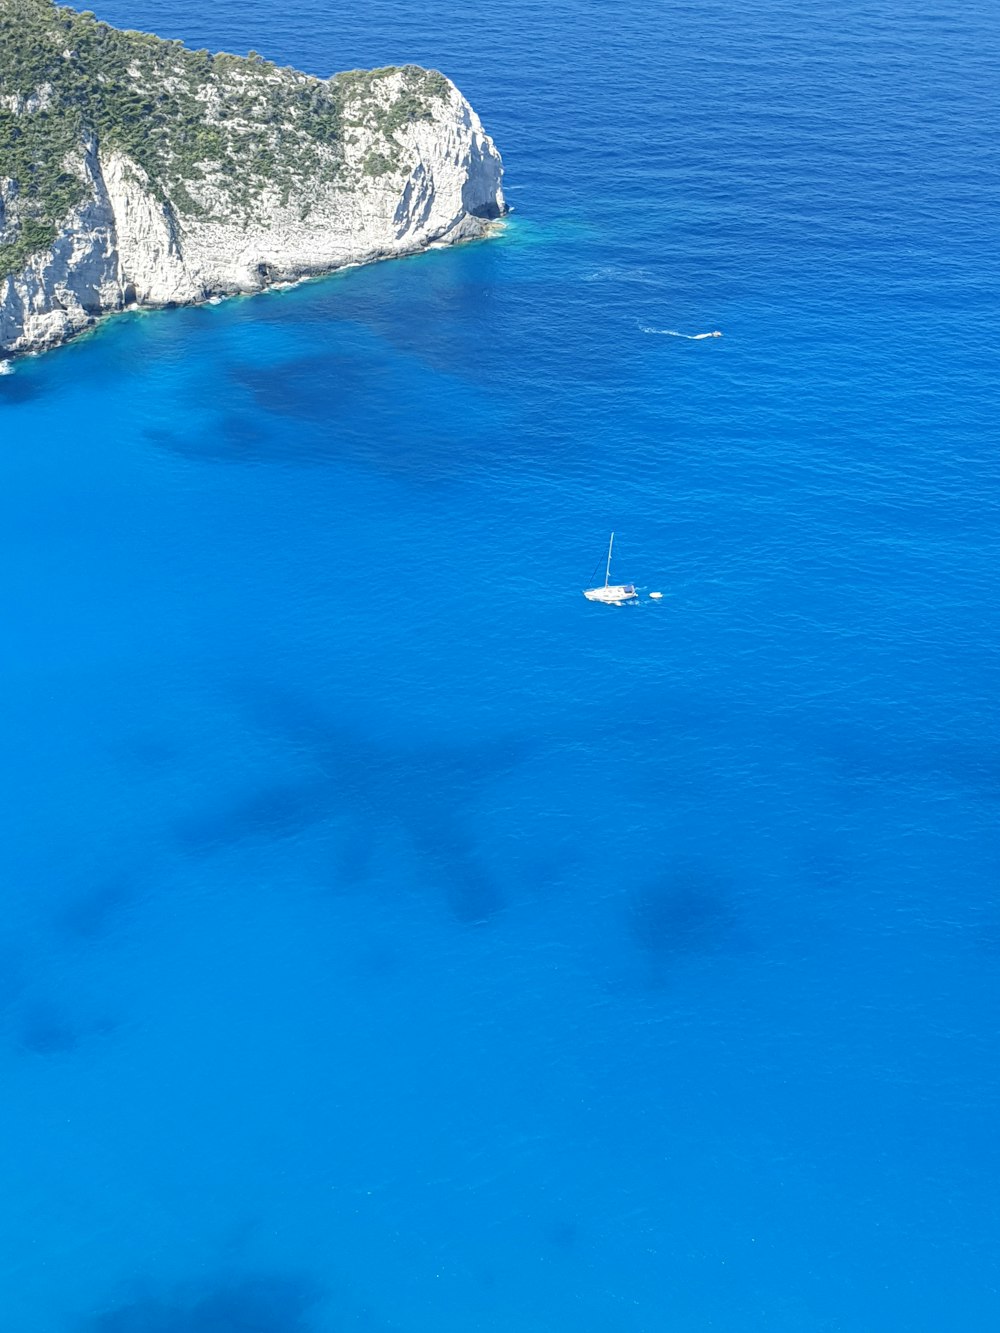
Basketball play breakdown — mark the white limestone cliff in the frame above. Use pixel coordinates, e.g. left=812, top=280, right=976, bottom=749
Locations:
left=0, top=71, right=505, bottom=357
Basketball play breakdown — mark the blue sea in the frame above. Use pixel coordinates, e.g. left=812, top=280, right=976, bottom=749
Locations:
left=2, top=0, right=999, bottom=1328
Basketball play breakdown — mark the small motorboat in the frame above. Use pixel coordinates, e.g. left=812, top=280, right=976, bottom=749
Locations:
left=583, top=533, right=639, bottom=605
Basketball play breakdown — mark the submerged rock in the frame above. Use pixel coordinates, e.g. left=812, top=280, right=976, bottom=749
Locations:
left=0, top=0, right=506, bottom=356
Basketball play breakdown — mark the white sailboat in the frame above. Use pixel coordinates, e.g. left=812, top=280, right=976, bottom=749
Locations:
left=583, top=532, right=638, bottom=604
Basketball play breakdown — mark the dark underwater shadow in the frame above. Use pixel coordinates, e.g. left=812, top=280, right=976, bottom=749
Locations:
left=245, top=239, right=513, bottom=383
left=0, top=936, right=115, bottom=1059
left=16, top=1000, right=115, bottom=1057
left=138, top=332, right=579, bottom=482
left=142, top=399, right=489, bottom=481
left=544, top=1217, right=580, bottom=1250
left=172, top=780, right=332, bottom=854
left=255, top=684, right=532, bottom=923
left=0, top=367, right=44, bottom=405
left=53, top=879, right=135, bottom=944
left=223, top=352, right=502, bottom=481
left=791, top=716, right=1000, bottom=805
left=17, top=1002, right=84, bottom=1056
left=139, top=297, right=524, bottom=479
left=84, top=1271, right=324, bottom=1333
left=142, top=413, right=278, bottom=468
left=173, top=680, right=530, bottom=925
left=627, top=861, right=739, bottom=984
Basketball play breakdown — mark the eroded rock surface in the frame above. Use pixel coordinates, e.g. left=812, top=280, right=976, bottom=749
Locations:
left=0, top=2, right=505, bottom=356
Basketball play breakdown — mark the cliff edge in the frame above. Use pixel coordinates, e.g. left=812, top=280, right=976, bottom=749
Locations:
left=0, top=0, right=505, bottom=357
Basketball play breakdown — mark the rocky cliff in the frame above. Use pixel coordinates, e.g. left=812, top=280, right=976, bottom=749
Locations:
left=0, top=0, right=505, bottom=357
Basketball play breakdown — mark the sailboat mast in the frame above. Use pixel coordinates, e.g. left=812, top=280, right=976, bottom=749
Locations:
left=605, top=532, right=615, bottom=587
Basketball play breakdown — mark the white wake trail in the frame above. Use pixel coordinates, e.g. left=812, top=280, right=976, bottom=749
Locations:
left=639, top=325, right=722, bottom=339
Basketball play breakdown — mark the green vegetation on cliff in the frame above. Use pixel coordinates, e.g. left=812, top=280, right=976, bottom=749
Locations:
left=0, top=0, right=450, bottom=277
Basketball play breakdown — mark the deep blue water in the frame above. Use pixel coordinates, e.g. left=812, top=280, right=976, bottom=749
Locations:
left=2, top=0, right=999, bottom=1328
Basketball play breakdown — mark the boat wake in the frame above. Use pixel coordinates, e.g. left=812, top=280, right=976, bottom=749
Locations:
left=0, top=361, right=13, bottom=375
left=640, top=324, right=722, bottom=339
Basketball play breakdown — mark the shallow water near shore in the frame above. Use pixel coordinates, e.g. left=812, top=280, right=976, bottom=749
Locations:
left=2, top=0, right=999, bottom=1329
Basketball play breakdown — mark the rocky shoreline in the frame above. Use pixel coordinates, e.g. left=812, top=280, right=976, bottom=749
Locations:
left=1, top=5, right=505, bottom=359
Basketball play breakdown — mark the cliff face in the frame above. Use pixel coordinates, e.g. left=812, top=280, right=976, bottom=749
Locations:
left=0, top=2, right=505, bottom=357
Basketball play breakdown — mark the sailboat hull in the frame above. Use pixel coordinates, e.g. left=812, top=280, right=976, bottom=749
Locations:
left=583, top=584, right=638, bottom=604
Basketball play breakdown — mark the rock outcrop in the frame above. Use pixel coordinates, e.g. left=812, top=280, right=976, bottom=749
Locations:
left=0, top=2, right=505, bottom=357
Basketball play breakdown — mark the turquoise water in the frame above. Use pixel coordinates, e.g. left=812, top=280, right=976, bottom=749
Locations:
left=2, top=0, right=999, bottom=1328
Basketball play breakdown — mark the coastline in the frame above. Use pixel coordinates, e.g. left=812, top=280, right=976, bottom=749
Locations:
left=0, top=216, right=508, bottom=366
left=1, top=12, right=506, bottom=363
